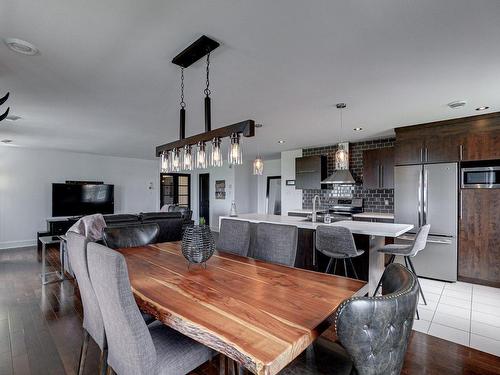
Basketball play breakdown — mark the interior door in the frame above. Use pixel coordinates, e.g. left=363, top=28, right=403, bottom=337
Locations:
left=199, top=173, right=210, bottom=225
left=394, top=165, right=422, bottom=232
left=424, top=163, right=457, bottom=236
left=267, top=177, right=282, bottom=215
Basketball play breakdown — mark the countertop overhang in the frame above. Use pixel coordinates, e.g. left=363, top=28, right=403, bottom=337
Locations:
left=220, top=214, right=413, bottom=238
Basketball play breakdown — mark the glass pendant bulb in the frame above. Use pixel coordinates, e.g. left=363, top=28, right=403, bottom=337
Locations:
left=210, top=137, right=223, bottom=167
left=253, top=155, right=264, bottom=175
left=195, top=141, right=207, bottom=169
left=171, top=148, right=181, bottom=172
left=183, top=145, right=193, bottom=171
left=335, top=143, right=349, bottom=170
left=228, top=133, right=242, bottom=165
left=161, top=151, right=171, bottom=173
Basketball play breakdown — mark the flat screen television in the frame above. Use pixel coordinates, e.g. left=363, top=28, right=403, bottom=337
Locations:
left=52, top=183, right=114, bottom=217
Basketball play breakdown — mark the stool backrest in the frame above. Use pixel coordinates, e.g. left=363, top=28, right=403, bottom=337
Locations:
left=335, top=263, right=419, bottom=375
left=66, top=232, right=106, bottom=350
left=316, top=226, right=358, bottom=257
left=408, top=224, right=431, bottom=256
left=253, top=223, right=298, bottom=266
left=88, top=243, right=157, bottom=375
left=217, top=219, right=251, bottom=256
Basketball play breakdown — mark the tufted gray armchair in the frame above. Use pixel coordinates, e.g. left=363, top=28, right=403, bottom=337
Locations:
left=334, top=263, right=419, bottom=375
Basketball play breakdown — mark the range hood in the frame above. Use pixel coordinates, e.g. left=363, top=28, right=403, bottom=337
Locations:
left=321, top=142, right=355, bottom=184
left=321, top=169, right=355, bottom=184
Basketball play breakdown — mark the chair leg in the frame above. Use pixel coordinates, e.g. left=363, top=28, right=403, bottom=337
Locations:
left=404, top=256, right=409, bottom=268
left=98, top=348, right=108, bottom=375
left=343, top=259, right=348, bottom=277
left=407, top=257, right=427, bottom=305
left=415, top=308, right=420, bottom=320
left=374, top=255, right=395, bottom=296
left=77, top=330, right=90, bottom=375
left=333, top=259, right=338, bottom=275
left=325, top=257, right=334, bottom=274
left=348, top=258, right=359, bottom=279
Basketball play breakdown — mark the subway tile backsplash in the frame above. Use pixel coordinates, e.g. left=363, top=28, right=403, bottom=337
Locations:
left=302, top=138, right=395, bottom=213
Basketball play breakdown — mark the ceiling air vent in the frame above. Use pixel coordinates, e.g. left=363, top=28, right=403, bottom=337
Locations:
left=447, top=100, right=467, bottom=109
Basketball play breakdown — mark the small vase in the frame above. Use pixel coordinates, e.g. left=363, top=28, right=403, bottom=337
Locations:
left=181, top=225, right=215, bottom=268
left=229, top=200, right=238, bottom=217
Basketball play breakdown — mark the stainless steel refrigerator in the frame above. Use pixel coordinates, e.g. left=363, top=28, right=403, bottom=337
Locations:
left=394, top=163, right=458, bottom=282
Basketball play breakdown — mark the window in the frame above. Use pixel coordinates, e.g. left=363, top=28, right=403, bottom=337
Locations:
left=160, top=173, right=191, bottom=208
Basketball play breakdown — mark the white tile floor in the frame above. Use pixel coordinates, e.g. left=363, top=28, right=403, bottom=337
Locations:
left=412, top=278, right=500, bottom=357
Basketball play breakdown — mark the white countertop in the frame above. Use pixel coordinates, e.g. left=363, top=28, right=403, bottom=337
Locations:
left=353, top=212, right=395, bottom=220
left=287, top=208, right=327, bottom=215
left=220, top=214, right=413, bottom=238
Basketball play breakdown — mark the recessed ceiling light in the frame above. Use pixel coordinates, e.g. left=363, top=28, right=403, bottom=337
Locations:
left=1, top=139, right=13, bottom=143
left=3, top=38, right=39, bottom=56
left=278, top=140, right=285, bottom=144
left=476, top=106, right=489, bottom=111
left=5, top=115, right=21, bottom=121
left=447, top=100, right=467, bottom=109
left=353, top=127, right=363, bottom=131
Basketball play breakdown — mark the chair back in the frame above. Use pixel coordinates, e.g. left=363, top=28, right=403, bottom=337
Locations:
left=315, top=226, right=358, bottom=257
left=88, top=243, right=157, bottom=375
left=217, top=219, right=251, bottom=256
left=408, top=224, right=430, bottom=256
left=335, top=263, right=419, bottom=375
left=253, top=223, right=298, bottom=266
left=103, top=223, right=159, bottom=249
left=66, top=232, right=106, bottom=349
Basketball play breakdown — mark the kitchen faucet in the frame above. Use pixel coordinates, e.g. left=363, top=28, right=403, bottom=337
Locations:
left=312, top=195, right=321, bottom=223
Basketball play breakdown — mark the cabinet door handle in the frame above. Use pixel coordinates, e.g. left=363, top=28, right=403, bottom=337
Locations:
left=425, top=147, right=428, bottom=162
left=380, top=165, right=384, bottom=188
left=460, top=190, right=463, bottom=221
left=420, top=147, right=423, bottom=163
left=459, top=144, right=463, bottom=161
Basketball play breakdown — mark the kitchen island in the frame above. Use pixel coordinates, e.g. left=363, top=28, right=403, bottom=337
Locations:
left=219, top=214, right=413, bottom=295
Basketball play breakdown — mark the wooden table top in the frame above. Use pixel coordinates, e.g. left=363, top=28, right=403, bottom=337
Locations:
left=117, top=242, right=366, bottom=375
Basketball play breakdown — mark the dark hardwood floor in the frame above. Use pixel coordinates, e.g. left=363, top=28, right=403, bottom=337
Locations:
left=1, top=246, right=499, bottom=375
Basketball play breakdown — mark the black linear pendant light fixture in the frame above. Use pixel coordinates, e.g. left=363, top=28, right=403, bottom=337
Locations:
left=0, top=92, right=10, bottom=122
left=156, top=35, right=256, bottom=170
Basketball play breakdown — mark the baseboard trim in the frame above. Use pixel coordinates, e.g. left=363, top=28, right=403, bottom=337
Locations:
left=0, top=240, right=37, bottom=250
left=458, top=275, right=500, bottom=289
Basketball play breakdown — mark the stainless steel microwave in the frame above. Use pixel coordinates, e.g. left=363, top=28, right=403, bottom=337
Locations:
left=461, top=166, right=500, bottom=188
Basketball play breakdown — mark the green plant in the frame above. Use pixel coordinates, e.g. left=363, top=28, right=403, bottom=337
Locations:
left=199, top=217, right=206, bottom=226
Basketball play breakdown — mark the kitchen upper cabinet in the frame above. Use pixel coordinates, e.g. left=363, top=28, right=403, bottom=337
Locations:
left=459, top=189, right=500, bottom=287
left=295, top=155, right=327, bottom=189
left=394, top=129, right=424, bottom=165
left=395, top=112, right=500, bottom=165
left=363, top=147, right=394, bottom=189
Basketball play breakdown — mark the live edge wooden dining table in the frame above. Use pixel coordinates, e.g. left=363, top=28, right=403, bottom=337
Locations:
left=116, top=241, right=367, bottom=375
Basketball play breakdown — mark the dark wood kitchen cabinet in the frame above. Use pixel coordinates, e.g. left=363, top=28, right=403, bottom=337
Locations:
left=363, top=147, right=394, bottom=189
left=458, top=189, right=500, bottom=288
left=295, top=155, right=327, bottom=190
left=395, top=111, right=500, bottom=165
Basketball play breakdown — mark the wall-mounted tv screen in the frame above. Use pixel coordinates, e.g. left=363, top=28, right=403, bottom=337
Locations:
left=52, top=183, right=114, bottom=217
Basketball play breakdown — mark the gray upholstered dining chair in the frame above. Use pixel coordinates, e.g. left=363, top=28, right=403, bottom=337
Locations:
left=217, top=219, right=251, bottom=256
left=253, top=222, right=298, bottom=266
left=103, top=223, right=160, bottom=249
left=374, top=224, right=430, bottom=307
left=282, top=263, right=419, bottom=375
left=87, top=242, right=213, bottom=375
left=66, top=232, right=107, bottom=375
left=316, top=226, right=364, bottom=279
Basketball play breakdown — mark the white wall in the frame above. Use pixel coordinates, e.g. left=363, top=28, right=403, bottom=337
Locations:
left=0, top=147, right=159, bottom=249
left=256, top=159, right=281, bottom=214
left=280, top=149, right=303, bottom=215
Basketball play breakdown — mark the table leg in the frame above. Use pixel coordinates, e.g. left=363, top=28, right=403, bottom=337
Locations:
left=42, top=243, right=47, bottom=284
left=368, top=235, right=385, bottom=296
left=59, top=240, right=65, bottom=280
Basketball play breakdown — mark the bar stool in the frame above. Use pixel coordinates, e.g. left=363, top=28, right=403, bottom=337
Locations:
left=374, top=224, right=430, bottom=306
left=315, top=226, right=364, bottom=279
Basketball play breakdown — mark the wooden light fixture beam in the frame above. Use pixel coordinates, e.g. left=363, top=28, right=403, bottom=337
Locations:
left=155, top=119, right=255, bottom=157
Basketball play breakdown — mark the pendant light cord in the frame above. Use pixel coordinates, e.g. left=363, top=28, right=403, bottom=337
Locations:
left=180, top=67, right=186, bottom=109
left=204, top=53, right=211, bottom=97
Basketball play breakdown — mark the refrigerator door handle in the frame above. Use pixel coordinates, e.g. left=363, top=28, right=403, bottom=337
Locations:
left=423, top=168, right=428, bottom=225
left=417, top=168, right=422, bottom=227
left=398, top=234, right=453, bottom=245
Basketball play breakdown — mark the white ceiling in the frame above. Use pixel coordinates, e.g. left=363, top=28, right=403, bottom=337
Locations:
left=1, top=0, right=499, bottom=160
